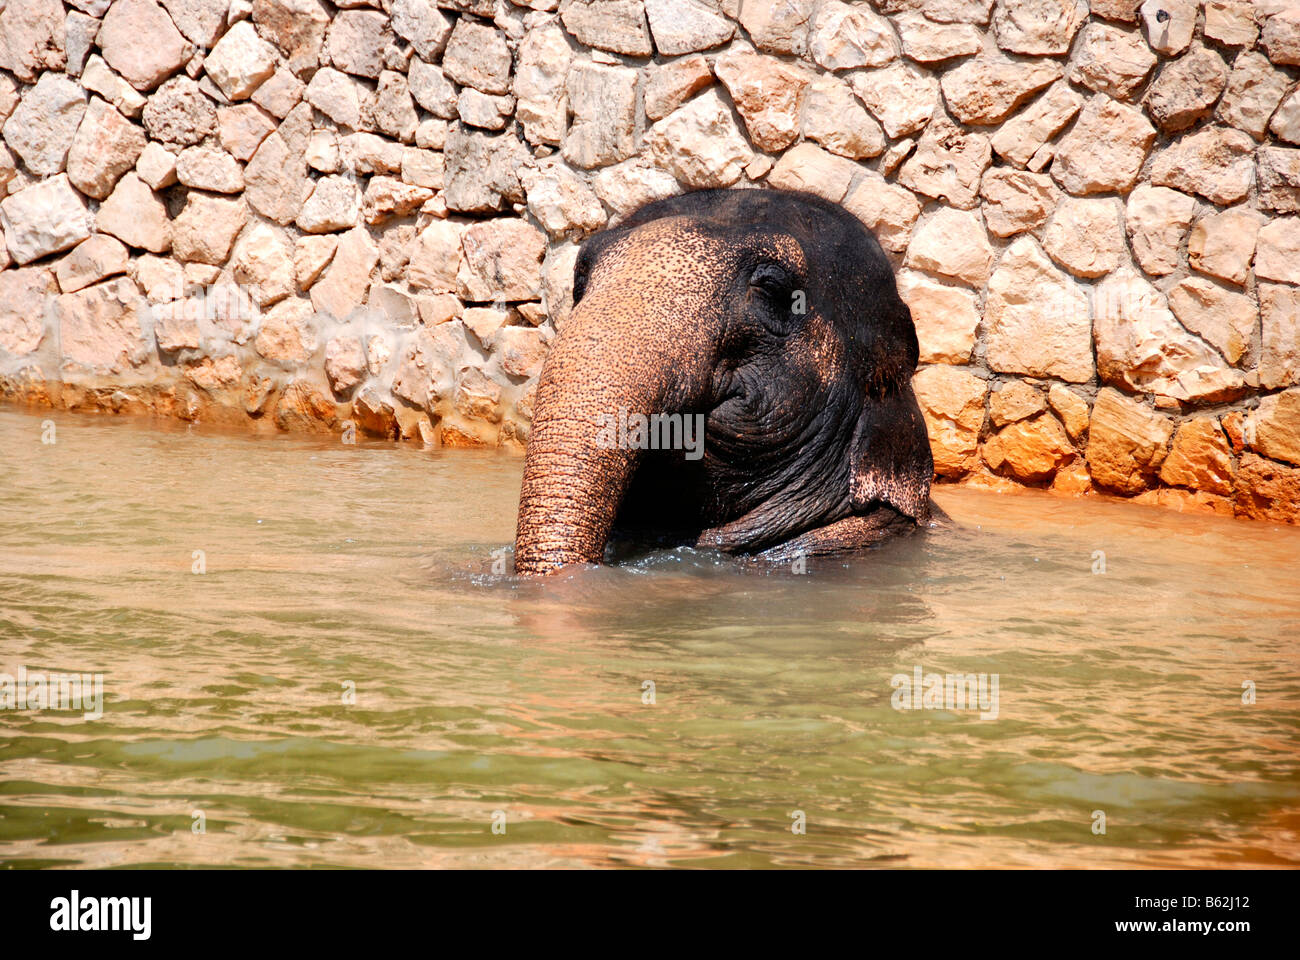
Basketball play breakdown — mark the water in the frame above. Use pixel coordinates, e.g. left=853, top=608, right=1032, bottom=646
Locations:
left=1, top=407, right=1298, bottom=869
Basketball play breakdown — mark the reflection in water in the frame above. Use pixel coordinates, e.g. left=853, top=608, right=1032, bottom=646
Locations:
left=0, top=408, right=1297, bottom=868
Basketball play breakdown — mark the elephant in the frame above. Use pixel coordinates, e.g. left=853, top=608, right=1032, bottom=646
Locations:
left=513, top=188, right=940, bottom=575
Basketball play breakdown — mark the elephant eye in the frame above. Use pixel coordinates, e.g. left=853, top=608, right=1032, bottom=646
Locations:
left=747, top=262, right=803, bottom=326
left=749, top=262, right=792, bottom=297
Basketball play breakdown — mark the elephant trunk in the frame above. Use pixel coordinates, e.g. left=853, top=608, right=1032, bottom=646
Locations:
left=514, top=298, right=685, bottom=575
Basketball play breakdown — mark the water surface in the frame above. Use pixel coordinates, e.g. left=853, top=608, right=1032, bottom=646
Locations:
left=1, top=408, right=1298, bottom=868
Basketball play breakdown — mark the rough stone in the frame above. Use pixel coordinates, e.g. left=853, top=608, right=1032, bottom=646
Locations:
left=252, top=0, right=330, bottom=77
left=989, top=82, right=1081, bottom=167
left=993, top=0, right=1087, bottom=55
left=808, top=0, right=899, bottom=70
left=1159, top=418, right=1234, bottom=494
left=1093, top=268, right=1246, bottom=403
left=1257, top=147, right=1300, bottom=216
left=850, top=61, right=940, bottom=139
left=401, top=147, right=444, bottom=190
left=64, top=11, right=99, bottom=79
left=375, top=71, right=420, bottom=141
left=1139, top=0, right=1197, bottom=56
left=443, top=19, right=513, bottom=95
left=1217, top=51, right=1290, bottom=140
left=1233, top=453, right=1300, bottom=523
left=325, top=9, right=396, bottom=80
left=160, top=0, right=227, bottom=48
left=802, top=74, right=886, bottom=159
left=66, top=97, right=146, bottom=200
left=2, top=73, right=86, bottom=177
left=644, top=56, right=711, bottom=122
left=896, top=270, right=980, bottom=363
left=324, top=335, right=367, bottom=395
left=1167, top=278, right=1256, bottom=366
left=515, top=22, right=572, bottom=144
left=522, top=162, right=607, bottom=237
left=243, top=132, right=308, bottom=225
left=1187, top=208, right=1264, bottom=286
left=1042, top=197, right=1125, bottom=278
left=294, top=235, right=337, bottom=290
left=274, top=379, right=338, bottom=433
left=904, top=207, right=993, bottom=287
left=444, top=125, right=531, bottom=213
left=983, top=414, right=1074, bottom=483
left=1261, top=5, right=1300, bottom=66
left=898, top=115, right=991, bottom=210
left=311, top=225, right=379, bottom=320
left=985, top=236, right=1093, bottom=383
left=362, top=176, right=434, bottom=225
left=57, top=277, right=148, bottom=373
left=56, top=235, right=129, bottom=293
left=942, top=55, right=1061, bottom=125
left=1149, top=126, right=1256, bottom=206
left=1051, top=94, right=1154, bottom=195
left=231, top=222, right=295, bottom=306
left=1145, top=45, right=1229, bottom=133
left=1204, top=1, right=1258, bottom=47
left=143, top=76, right=217, bottom=147
left=1070, top=22, right=1156, bottom=100
left=644, top=0, right=734, bottom=54
left=0, top=175, right=93, bottom=264
left=1271, top=88, right=1300, bottom=145
left=1087, top=388, right=1174, bottom=494
left=895, top=13, right=982, bottom=62
left=81, top=55, right=148, bottom=119
left=841, top=173, right=922, bottom=253
left=171, top=192, right=246, bottom=265
left=457, top=88, right=515, bottom=131
left=206, top=20, right=278, bottom=100
left=255, top=297, right=317, bottom=367
left=457, top=218, right=546, bottom=302
left=0, top=266, right=57, bottom=355
left=304, top=67, right=364, bottom=128
left=251, top=67, right=306, bottom=119
left=767, top=142, right=860, bottom=202
left=592, top=159, right=681, bottom=217
left=98, top=0, right=191, bottom=92
left=135, top=142, right=179, bottom=189
left=391, top=0, right=454, bottom=61
left=217, top=104, right=276, bottom=163
left=988, top=380, right=1048, bottom=427
left=644, top=88, right=752, bottom=188
left=0, top=0, right=67, bottom=82
left=1259, top=283, right=1300, bottom=389
left=980, top=168, right=1055, bottom=237
left=912, top=364, right=987, bottom=477
left=715, top=51, right=812, bottom=153
left=1255, top=217, right=1300, bottom=285
left=738, top=0, right=816, bottom=56
left=96, top=172, right=171, bottom=254
left=1048, top=384, right=1090, bottom=441
left=1125, top=185, right=1196, bottom=277
left=1253, top=388, right=1300, bottom=466
left=496, top=326, right=546, bottom=379
left=176, top=145, right=244, bottom=193
left=563, top=62, right=638, bottom=168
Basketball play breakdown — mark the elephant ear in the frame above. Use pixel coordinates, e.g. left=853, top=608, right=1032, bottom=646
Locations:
left=848, top=384, right=933, bottom=523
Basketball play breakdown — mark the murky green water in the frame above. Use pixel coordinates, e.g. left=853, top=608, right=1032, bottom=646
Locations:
left=1, top=407, right=1298, bottom=868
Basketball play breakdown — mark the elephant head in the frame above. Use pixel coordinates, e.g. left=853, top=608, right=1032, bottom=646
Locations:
left=514, top=188, right=935, bottom=575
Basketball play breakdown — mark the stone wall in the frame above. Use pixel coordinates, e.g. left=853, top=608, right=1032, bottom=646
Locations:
left=1, top=0, right=1298, bottom=523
